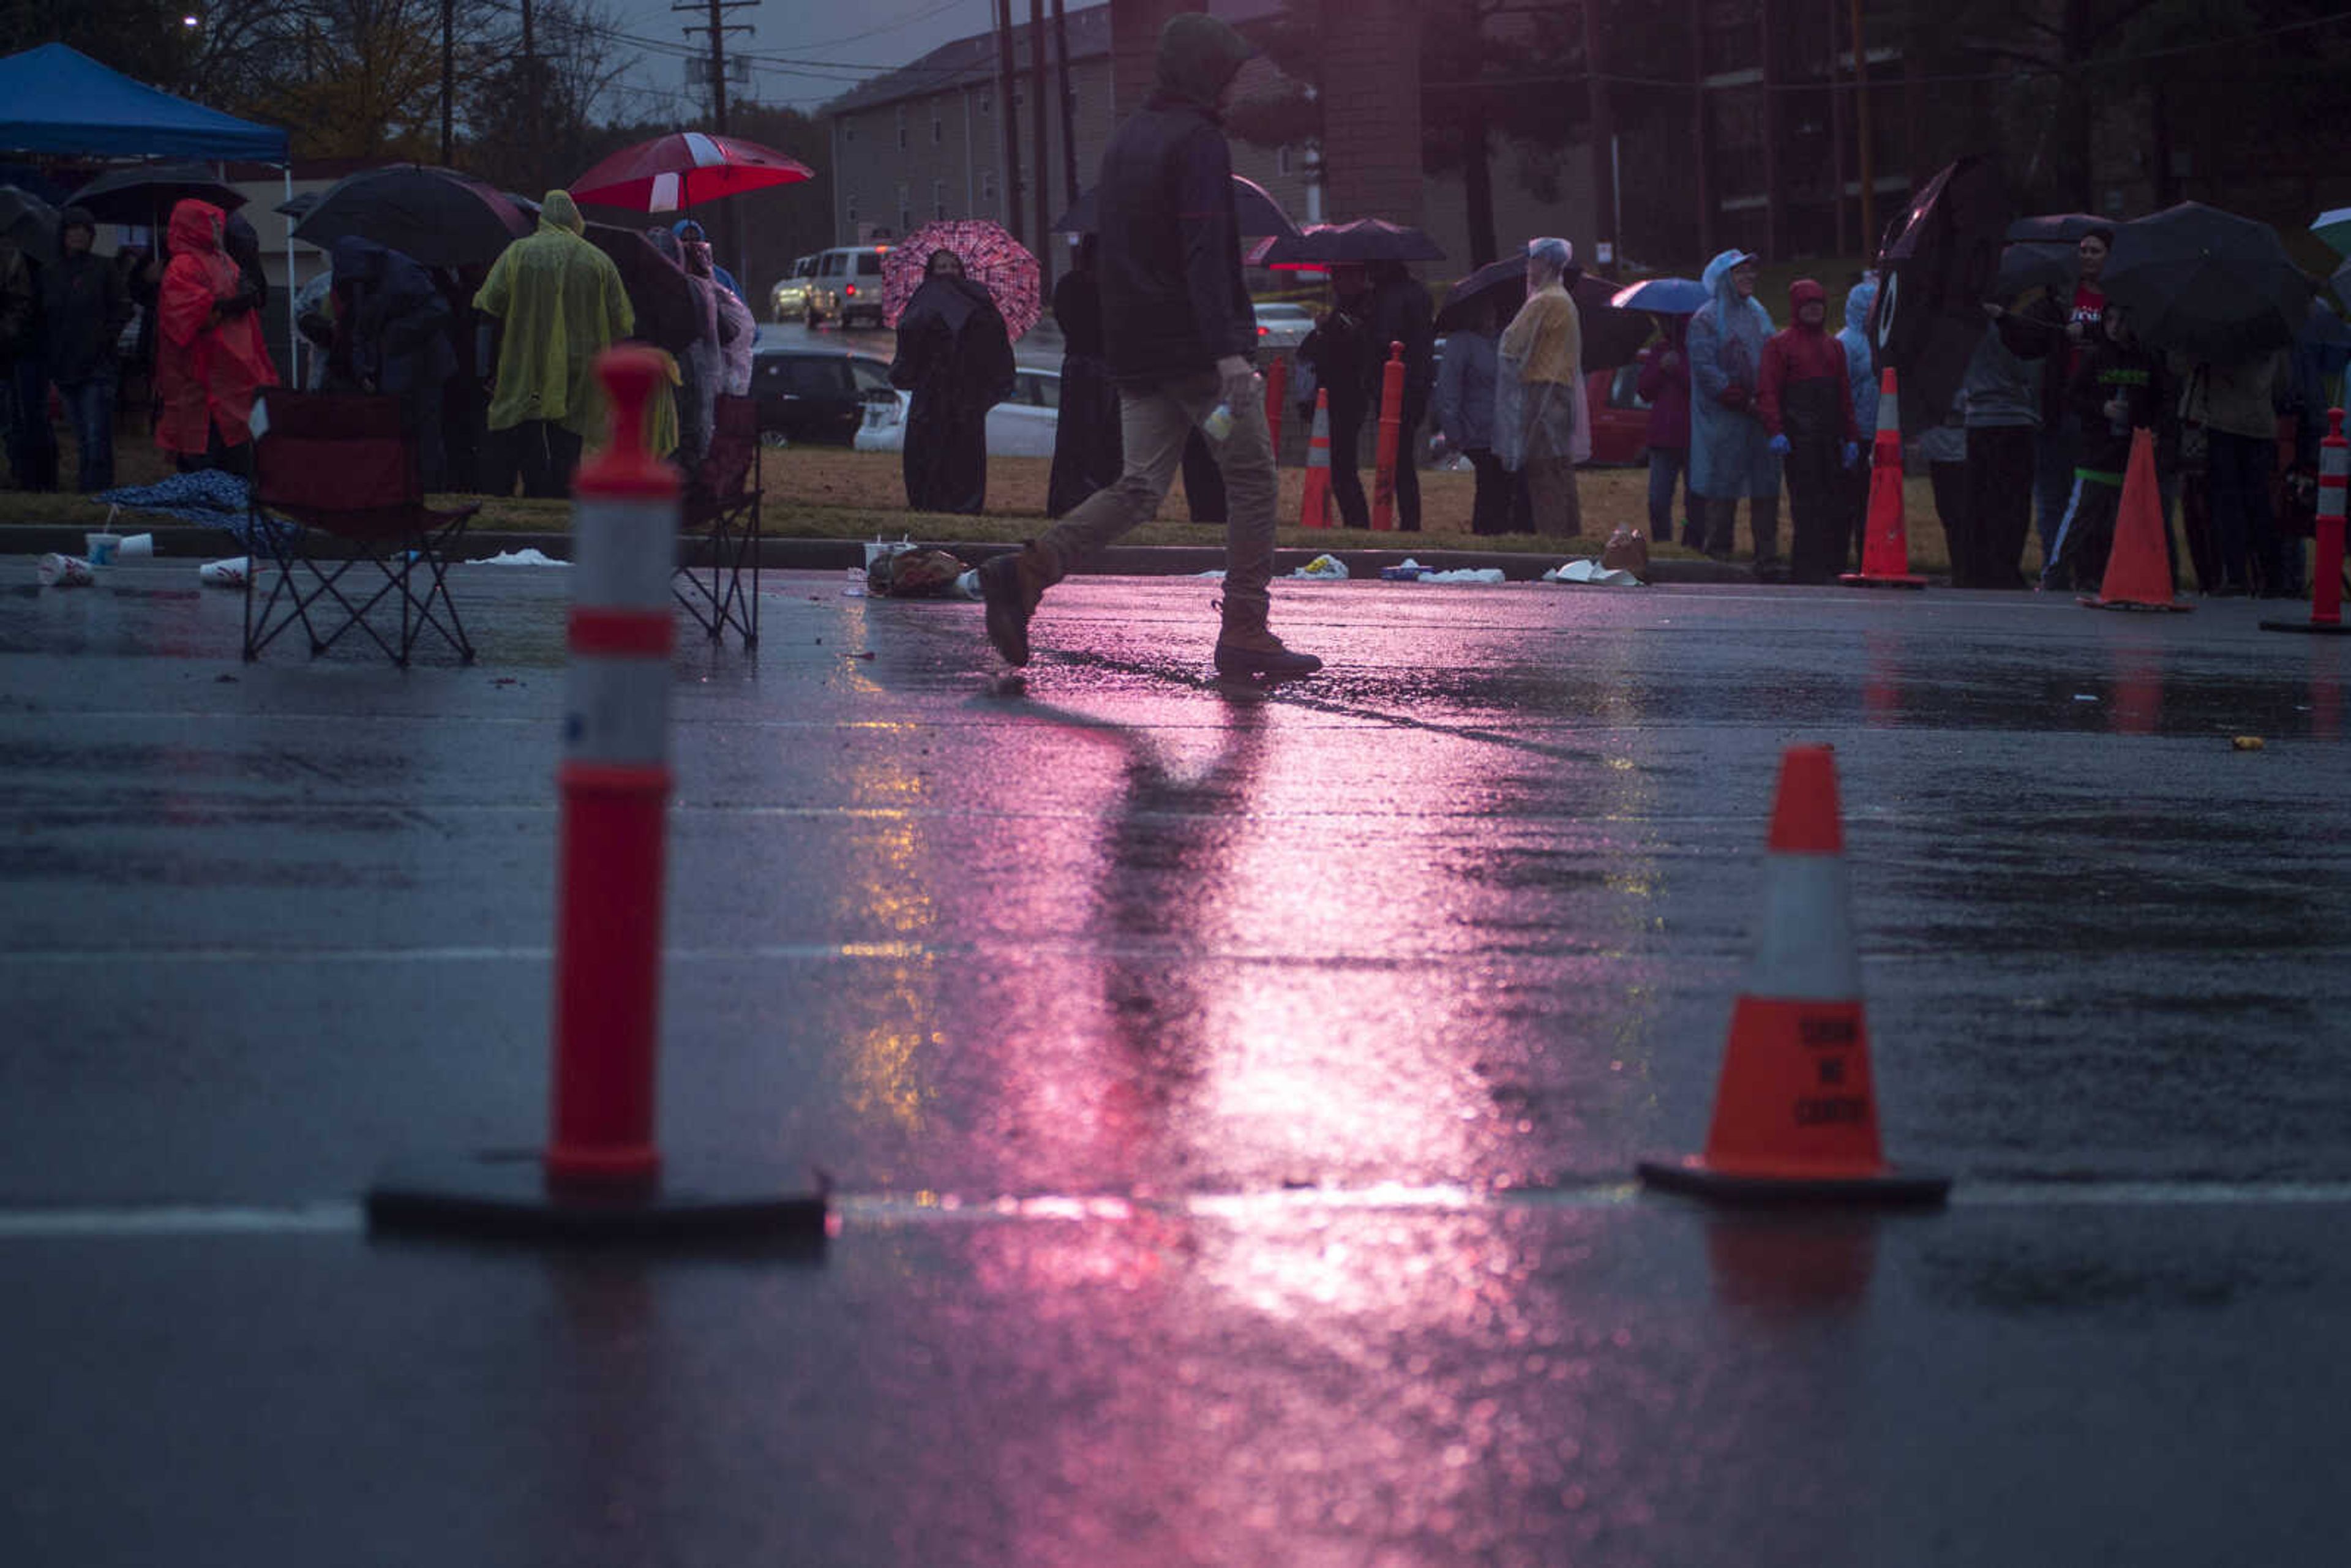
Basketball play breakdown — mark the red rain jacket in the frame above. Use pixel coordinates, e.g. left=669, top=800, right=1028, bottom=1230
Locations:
left=155, top=200, right=277, bottom=454
left=1756, top=280, right=1857, bottom=442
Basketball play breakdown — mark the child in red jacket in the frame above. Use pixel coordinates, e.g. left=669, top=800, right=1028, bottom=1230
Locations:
left=1758, top=279, right=1861, bottom=583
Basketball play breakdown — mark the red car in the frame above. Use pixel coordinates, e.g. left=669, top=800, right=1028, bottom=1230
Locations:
left=1583, top=364, right=1650, bottom=467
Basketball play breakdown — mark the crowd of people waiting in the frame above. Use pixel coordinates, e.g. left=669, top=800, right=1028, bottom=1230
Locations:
left=0, top=190, right=757, bottom=501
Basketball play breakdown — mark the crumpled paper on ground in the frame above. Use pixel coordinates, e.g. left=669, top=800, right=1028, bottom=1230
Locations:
left=1419, top=567, right=1506, bottom=584
left=1543, top=559, right=1643, bottom=587
left=468, top=548, right=570, bottom=567
left=1291, top=554, right=1349, bottom=580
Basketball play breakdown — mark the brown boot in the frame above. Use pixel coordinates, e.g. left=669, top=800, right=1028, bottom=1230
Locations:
left=977, top=542, right=1058, bottom=667
left=1213, top=599, right=1322, bottom=679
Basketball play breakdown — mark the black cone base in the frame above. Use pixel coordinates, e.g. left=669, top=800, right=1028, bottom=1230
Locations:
left=1637, top=1156, right=1951, bottom=1209
left=367, top=1153, right=829, bottom=1247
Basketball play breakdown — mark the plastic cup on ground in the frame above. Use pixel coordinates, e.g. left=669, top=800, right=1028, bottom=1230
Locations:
left=84, top=532, right=121, bottom=566
left=118, top=533, right=155, bottom=559
left=39, top=553, right=96, bottom=587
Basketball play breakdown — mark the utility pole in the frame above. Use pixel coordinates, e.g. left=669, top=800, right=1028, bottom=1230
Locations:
left=520, top=0, right=538, bottom=190
left=1827, top=0, right=1848, bottom=255
left=995, top=0, right=1021, bottom=231
left=1052, top=0, right=1079, bottom=207
left=1582, top=0, right=1615, bottom=269
left=1689, top=0, right=1712, bottom=257
left=1849, top=0, right=1875, bottom=253
left=440, top=0, right=454, bottom=167
left=1029, top=0, right=1052, bottom=291
left=678, top=0, right=757, bottom=285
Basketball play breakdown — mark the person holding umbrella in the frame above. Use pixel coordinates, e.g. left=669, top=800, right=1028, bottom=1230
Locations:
left=1434, top=296, right=1512, bottom=536
left=1297, top=264, right=1374, bottom=528
left=1496, top=237, right=1589, bottom=539
left=2180, top=347, right=2293, bottom=596
left=154, top=200, right=276, bottom=475
left=1363, top=258, right=1437, bottom=531
left=888, top=247, right=1015, bottom=514
left=1636, top=313, right=1698, bottom=548
left=42, top=208, right=132, bottom=493
left=2013, top=227, right=2113, bottom=567
left=980, top=11, right=1319, bottom=678
left=471, top=190, right=633, bottom=498
left=2041, top=303, right=2164, bottom=594
left=1687, top=250, right=1782, bottom=572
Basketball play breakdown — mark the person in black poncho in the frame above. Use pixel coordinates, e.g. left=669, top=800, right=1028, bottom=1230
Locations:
left=891, top=248, right=1015, bottom=514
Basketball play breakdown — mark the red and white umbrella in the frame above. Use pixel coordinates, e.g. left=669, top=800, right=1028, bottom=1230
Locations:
left=882, top=219, right=1043, bottom=340
left=569, top=132, right=814, bottom=213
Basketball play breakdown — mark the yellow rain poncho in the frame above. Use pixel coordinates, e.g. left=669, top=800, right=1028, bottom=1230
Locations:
left=473, top=190, right=634, bottom=438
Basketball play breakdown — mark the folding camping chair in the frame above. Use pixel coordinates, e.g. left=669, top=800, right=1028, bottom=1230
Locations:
left=673, top=392, right=762, bottom=648
left=242, top=391, right=479, bottom=666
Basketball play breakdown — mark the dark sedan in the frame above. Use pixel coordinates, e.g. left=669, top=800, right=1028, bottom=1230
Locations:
left=751, top=347, right=897, bottom=446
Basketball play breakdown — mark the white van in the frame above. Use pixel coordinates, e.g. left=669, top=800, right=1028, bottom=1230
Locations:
left=806, top=246, right=891, bottom=329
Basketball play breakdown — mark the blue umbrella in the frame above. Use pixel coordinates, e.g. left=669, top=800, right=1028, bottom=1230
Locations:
left=1608, top=276, right=1708, bottom=314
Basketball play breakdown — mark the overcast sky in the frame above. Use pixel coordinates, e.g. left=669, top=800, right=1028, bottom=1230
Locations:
left=602, top=0, right=1003, bottom=116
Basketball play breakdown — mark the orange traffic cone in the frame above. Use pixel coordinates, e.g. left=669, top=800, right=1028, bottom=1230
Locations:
left=2080, top=427, right=2191, bottom=612
left=1298, top=387, right=1332, bottom=528
left=1840, top=368, right=1927, bottom=590
left=1638, top=745, right=1949, bottom=1206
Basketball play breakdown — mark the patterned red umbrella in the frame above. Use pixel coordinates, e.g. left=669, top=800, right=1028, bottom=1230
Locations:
left=568, top=132, right=814, bottom=212
left=883, top=219, right=1043, bottom=340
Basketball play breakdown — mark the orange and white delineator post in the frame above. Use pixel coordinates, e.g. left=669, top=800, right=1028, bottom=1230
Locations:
left=1840, top=367, right=1928, bottom=589
left=1299, top=387, right=1333, bottom=528
left=1638, top=745, right=1949, bottom=1206
left=366, top=347, right=825, bottom=1244
left=1370, top=340, right=1406, bottom=531
left=2262, top=406, right=2350, bottom=636
left=545, top=348, right=681, bottom=1189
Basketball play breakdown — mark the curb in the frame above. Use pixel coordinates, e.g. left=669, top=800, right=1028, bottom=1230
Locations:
left=1, top=525, right=1757, bottom=586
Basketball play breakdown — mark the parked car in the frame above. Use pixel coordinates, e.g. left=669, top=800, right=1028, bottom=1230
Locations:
left=857, top=367, right=1061, bottom=459
left=804, top=245, right=891, bottom=329
left=770, top=255, right=818, bottom=323
left=750, top=347, right=898, bottom=446
left=1253, top=301, right=1313, bottom=351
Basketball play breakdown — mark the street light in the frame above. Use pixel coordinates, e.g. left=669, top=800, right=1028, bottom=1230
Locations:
left=181, top=13, right=200, bottom=26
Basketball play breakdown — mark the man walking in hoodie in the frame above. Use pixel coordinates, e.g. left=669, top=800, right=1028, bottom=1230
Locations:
left=978, top=12, right=1319, bottom=679
left=1757, top=279, right=1860, bottom=584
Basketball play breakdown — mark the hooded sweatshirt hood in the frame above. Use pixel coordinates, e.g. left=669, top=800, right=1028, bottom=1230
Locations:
left=1153, top=13, right=1254, bottom=111
left=539, top=189, right=583, bottom=237
left=1844, top=279, right=1877, bottom=334
left=1789, top=277, right=1827, bottom=329
left=167, top=199, right=223, bottom=257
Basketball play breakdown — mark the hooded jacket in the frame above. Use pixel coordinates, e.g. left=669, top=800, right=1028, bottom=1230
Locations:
left=473, top=190, right=634, bottom=436
left=1635, top=317, right=1690, bottom=449
left=330, top=235, right=454, bottom=396
left=1837, top=280, right=1877, bottom=435
left=1686, top=249, right=1780, bottom=498
left=1093, top=13, right=1256, bottom=384
left=155, top=199, right=277, bottom=453
left=1757, top=279, right=1857, bottom=442
left=42, top=209, right=131, bottom=384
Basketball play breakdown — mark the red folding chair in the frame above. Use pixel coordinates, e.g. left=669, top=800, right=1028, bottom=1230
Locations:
left=674, top=392, right=762, bottom=648
left=242, top=391, right=480, bottom=666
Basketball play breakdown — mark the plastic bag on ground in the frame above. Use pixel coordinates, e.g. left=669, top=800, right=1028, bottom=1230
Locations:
left=1543, top=559, right=1643, bottom=587
left=1291, top=554, right=1349, bottom=580
left=468, top=548, right=570, bottom=567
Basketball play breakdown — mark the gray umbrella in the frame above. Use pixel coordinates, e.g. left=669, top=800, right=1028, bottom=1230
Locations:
left=0, top=184, right=58, bottom=252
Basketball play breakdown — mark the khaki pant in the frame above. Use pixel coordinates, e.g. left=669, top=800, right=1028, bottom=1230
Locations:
left=1037, top=370, right=1278, bottom=623
left=1525, top=455, right=1583, bottom=538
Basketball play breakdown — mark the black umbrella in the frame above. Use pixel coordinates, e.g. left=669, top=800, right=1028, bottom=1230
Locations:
left=1870, top=155, right=2011, bottom=433
left=0, top=184, right=58, bottom=252
left=66, top=162, right=247, bottom=225
left=2101, top=201, right=2312, bottom=362
left=1052, top=173, right=1297, bottom=238
left=2007, top=212, right=2111, bottom=244
left=1992, top=240, right=2076, bottom=303
left=581, top=222, right=701, bottom=358
left=1253, top=219, right=1445, bottom=268
left=2334, top=256, right=2351, bottom=318
left=293, top=165, right=531, bottom=269
left=1431, top=257, right=1652, bottom=370
left=274, top=191, right=320, bottom=221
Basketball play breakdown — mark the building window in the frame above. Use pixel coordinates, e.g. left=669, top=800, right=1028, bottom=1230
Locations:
left=894, top=107, right=907, bottom=150
left=980, top=168, right=998, bottom=212
left=843, top=118, right=856, bottom=143
left=932, top=179, right=947, bottom=220
left=1277, top=144, right=1292, bottom=176
left=979, top=89, right=992, bottom=116
left=846, top=193, right=858, bottom=228
left=931, top=110, right=942, bottom=145
left=896, top=182, right=910, bottom=234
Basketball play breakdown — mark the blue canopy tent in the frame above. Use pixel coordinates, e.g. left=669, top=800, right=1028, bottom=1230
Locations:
left=0, top=42, right=298, bottom=374
left=0, top=43, right=288, bottom=162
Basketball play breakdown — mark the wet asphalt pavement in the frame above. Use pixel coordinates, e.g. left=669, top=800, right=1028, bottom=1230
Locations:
left=5, top=557, right=2349, bottom=1565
